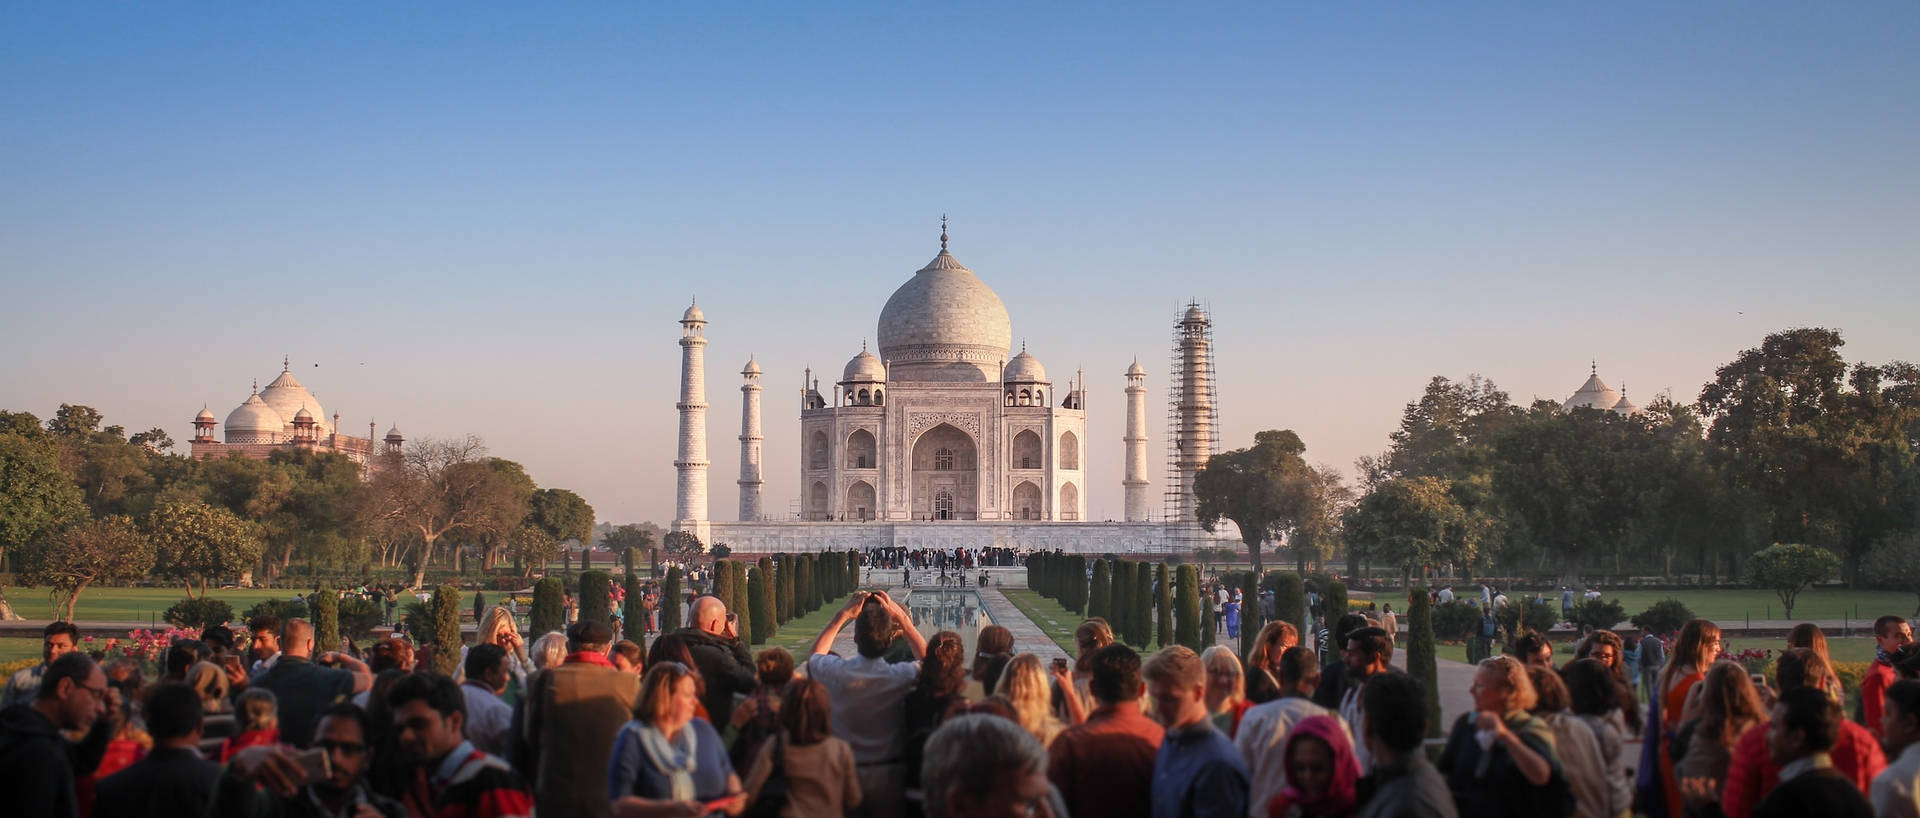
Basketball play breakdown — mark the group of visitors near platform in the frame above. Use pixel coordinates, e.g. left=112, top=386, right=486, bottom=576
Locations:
left=4, top=586, right=1920, bottom=818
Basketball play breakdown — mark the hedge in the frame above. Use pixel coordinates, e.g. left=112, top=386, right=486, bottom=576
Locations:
left=622, top=573, right=645, bottom=640
left=530, top=577, right=566, bottom=637
left=314, top=587, right=340, bottom=653
left=1176, top=564, right=1201, bottom=651
left=578, top=570, right=613, bottom=626
left=1156, top=562, right=1173, bottom=648
left=1407, top=587, right=1442, bottom=737
left=431, top=585, right=462, bottom=675
left=1089, top=559, right=1112, bottom=622
left=753, top=559, right=776, bottom=643
left=662, top=567, right=684, bottom=632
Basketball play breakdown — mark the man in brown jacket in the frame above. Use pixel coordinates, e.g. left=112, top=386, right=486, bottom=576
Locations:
left=517, top=619, right=639, bottom=818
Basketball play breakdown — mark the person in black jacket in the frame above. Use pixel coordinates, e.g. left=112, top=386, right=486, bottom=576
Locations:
left=673, top=594, right=758, bottom=725
left=1312, top=613, right=1373, bottom=710
left=95, top=682, right=223, bottom=817
left=0, top=652, right=108, bottom=818
left=1753, top=687, right=1874, bottom=818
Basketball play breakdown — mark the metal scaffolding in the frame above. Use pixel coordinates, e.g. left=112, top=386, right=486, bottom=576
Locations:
left=1164, top=301, right=1219, bottom=546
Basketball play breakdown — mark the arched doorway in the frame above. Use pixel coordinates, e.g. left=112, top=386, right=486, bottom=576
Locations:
left=1013, top=481, right=1043, bottom=521
left=912, top=423, right=978, bottom=520
left=1012, top=430, right=1042, bottom=470
left=846, top=429, right=876, bottom=469
left=808, top=481, right=829, bottom=521
left=808, top=431, right=829, bottom=470
left=1059, top=482, right=1079, bottom=521
left=1059, top=431, right=1079, bottom=470
left=846, top=481, right=876, bottom=521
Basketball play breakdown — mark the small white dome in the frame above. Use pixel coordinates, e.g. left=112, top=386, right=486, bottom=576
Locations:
left=742, top=357, right=762, bottom=376
left=385, top=424, right=403, bottom=439
left=259, top=366, right=328, bottom=435
left=224, top=393, right=284, bottom=440
left=1004, top=349, right=1048, bottom=383
left=1183, top=304, right=1208, bottom=323
left=1126, top=358, right=1146, bottom=377
left=195, top=406, right=216, bottom=422
left=294, top=406, right=314, bottom=420
left=843, top=347, right=885, bottom=383
left=682, top=302, right=705, bottom=323
left=1611, top=391, right=1639, bottom=416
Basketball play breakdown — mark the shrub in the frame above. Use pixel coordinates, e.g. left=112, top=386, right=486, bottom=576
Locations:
left=1630, top=598, right=1694, bottom=636
left=314, top=587, right=341, bottom=653
left=796, top=556, right=815, bottom=615
left=1239, top=571, right=1260, bottom=660
left=776, top=555, right=794, bottom=624
left=578, top=570, right=613, bottom=626
left=622, top=573, right=644, bottom=640
left=242, top=597, right=308, bottom=625
left=1089, top=559, right=1112, bottom=621
left=1137, top=562, right=1156, bottom=647
left=1569, top=597, right=1627, bottom=632
left=1496, top=597, right=1559, bottom=636
left=1272, top=572, right=1306, bottom=636
left=1112, top=561, right=1135, bottom=646
left=337, top=596, right=384, bottom=639
left=431, top=585, right=462, bottom=674
left=164, top=597, right=234, bottom=631
left=1324, top=580, right=1348, bottom=627
left=1430, top=600, right=1482, bottom=642
left=713, top=560, right=736, bottom=612
left=530, top=577, right=566, bottom=636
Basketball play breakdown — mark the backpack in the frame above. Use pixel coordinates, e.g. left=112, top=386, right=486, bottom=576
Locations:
left=743, top=734, right=789, bottom=818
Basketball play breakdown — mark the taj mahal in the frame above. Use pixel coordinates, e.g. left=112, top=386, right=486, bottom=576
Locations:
left=669, top=222, right=1214, bottom=554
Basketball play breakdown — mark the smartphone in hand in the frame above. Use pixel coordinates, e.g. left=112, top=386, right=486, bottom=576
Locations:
left=292, top=748, right=331, bottom=783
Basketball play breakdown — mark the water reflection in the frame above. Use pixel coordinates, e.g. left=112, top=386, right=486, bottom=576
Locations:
left=904, top=589, right=994, bottom=658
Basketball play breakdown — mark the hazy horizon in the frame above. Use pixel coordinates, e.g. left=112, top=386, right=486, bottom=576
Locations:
left=5, top=4, right=1915, bottom=527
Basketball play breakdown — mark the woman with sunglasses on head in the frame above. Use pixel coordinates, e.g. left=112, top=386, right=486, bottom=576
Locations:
left=610, top=662, right=746, bottom=817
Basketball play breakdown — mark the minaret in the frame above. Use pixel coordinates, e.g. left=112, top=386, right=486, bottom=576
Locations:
left=738, top=357, right=764, bottom=521
left=1170, top=302, right=1215, bottom=524
left=1123, top=358, right=1150, bottom=521
left=675, top=301, right=710, bottom=534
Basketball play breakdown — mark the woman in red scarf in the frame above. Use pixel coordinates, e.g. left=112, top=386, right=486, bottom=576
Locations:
left=1268, top=714, right=1361, bottom=818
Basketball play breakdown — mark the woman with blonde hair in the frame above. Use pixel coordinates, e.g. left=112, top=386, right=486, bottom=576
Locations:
left=1437, top=656, right=1565, bottom=817
left=458, top=605, right=533, bottom=700
left=994, top=653, right=1066, bottom=748
left=1200, top=645, right=1252, bottom=737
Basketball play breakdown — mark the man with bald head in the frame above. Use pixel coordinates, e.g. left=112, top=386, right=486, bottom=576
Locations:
left=671, top=593, right=757, bottom=724
left=253, top=618, right=372, bottom=749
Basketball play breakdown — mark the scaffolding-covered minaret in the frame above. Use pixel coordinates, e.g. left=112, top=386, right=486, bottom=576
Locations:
left=1166, top=302, right=1219, bottom=527
left=1124, top=358, right=1151, bottom=521
left=738, top=356, right=764, bottom=521
left=674, top=301, right=709, bottom=534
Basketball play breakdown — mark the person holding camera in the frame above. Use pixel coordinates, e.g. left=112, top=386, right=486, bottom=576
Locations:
left=809, top=590, right=927, bottom=817
left=672, top=595, right=759, bottom=728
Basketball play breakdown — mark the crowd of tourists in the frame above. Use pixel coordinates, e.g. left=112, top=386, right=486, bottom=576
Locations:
left=4, top=589, right=1920, bottom=818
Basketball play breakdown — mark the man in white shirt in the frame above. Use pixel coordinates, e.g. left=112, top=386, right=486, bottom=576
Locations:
left=459, top=643, right=514, bottom=756
left=1873, top=679, right=1920, bottom=818
left=1437, top=586, right=1454, bottom=604
left=809, top=590, right=927, bottom=818
left=1236, top=646, right=1342, bottom=817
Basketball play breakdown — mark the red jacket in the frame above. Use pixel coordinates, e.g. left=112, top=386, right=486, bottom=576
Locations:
left=1861, top=659, right=1896, bottom=739
left=1721, top=717, right=1884, bottom=818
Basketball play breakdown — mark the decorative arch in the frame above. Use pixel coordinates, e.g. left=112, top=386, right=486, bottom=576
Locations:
left=846, top=481, right=876, bottom=521
left=1059, top=482, right=1080, bottom=521
left=856, top=388, right=871, bottom=405
left=1033, top=388, right=1044, bottom=405
left=1059, top=430, right=1080, bottom=470
left=808, top=481, right=829, bottom=521
left=808, top=430, right=829, bottom=470
left=873, top=389, right=884, bottom=405
left=846, top=429, right=876, bottom=469
left=1012, top=481, right=1043, bottom=521
left=911, top=423, right=978, bottom=521
left=1012, top=430, right=1043, bottom=470
left=1018, top=388, right=1032, bottom=407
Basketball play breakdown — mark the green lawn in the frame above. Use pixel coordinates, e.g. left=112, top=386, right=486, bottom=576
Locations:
left=750, top=595, right=863, bottom=658
left=4, top=586, right=314, bottom=624
left=999, top=590, right=1084, bottom=656
left=0, top=637, right=40, bottom=664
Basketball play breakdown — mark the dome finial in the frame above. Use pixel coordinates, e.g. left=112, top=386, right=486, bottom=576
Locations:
left=251, top=378, right=258, bottom=393
left=283, top=354, right=290, bottom=372
left=939, top=214, right=948, bottom=251
left=1591, top=359, right=1597, bottom=376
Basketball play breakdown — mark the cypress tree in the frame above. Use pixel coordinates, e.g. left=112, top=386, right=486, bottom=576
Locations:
left=758, top=557, right=778, bottom=635
left=797, top=556, right=815, bottom=615
left=315, top=587, right=340, bottom=654
left=622, top=573, right=644, bottom=641
left=662, top=567, right=683, bottom=632
left=1274, top=572, right=1307, bottom=636
left=1407, top=587, right=1442, bottom=737
left=846, top=551, right=861, bottom=590
left=1088, top=559, right=1111, bottom=621
left=579, top=570, right=613, bottom=626
left=1112, top=561, right=1134, bottom=645
left=1135, top=561, right=1154, bottom=647
left=431, top=584, right=462, bottom=675
left=1156, top=563, right=1172, bottom=648
left=1239, top=571, right=1260, bottom=661
left=732, top=561, right=751, bottom=631
left=776, top=555, right=794, bottom=624
left=1176, top=563, right=1201, bottom=650
left=713, top=560, right=736, bottom=611
left=1325, top=579, right=1348, bottom=631
left=748, top=566, right=773, bottom=645
left=531, top=577, right=566, bottom=636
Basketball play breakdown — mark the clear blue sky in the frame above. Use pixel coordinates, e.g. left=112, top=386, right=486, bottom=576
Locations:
left=4, top=3, right=1916, bottom=525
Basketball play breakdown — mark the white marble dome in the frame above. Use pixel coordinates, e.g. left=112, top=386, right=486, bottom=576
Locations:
left=843, top=347, right=885, bottom=383
left=224, top=393, right=284, bottom=442
left=1126, top=358, right=1147, bottom=377
left=877, top=247, right=1012, bottom=382
left=1562, top=371, right=1623, bottom=412
left=259, top=367, right=328, bottom=435
left=1004, top=349, right=1047, bottom=383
